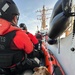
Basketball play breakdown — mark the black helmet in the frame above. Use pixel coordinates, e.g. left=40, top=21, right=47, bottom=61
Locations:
left=19, top=23, right=27, bottom=30
left=0, top=0, right=19, bottom=22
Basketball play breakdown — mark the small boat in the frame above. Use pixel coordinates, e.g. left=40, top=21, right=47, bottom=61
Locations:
left=0, top=42, right=65, bottom=75
left=49, top=0, right=73, bottom=39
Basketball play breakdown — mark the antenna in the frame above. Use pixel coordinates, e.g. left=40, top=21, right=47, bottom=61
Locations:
left=36, top=5, right=52, bottom=30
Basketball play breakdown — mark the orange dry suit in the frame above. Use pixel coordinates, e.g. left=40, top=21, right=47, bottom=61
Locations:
left=26, top=32, right=39, bottom=49
left=0, top=19, right=39, bottom=74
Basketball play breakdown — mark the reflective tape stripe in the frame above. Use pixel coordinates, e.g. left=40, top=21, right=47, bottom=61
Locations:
left=2, top=3, right=9, bottom=12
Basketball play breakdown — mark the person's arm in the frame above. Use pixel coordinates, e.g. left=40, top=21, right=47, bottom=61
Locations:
left=13, top=30, right=34, bottom=54
left=27, top=33, right=39, bottom=49
left=27, top=32, right=38, bottom=45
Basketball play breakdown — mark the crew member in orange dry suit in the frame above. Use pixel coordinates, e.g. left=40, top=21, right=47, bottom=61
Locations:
left=0, top=0, right=39, bottom=74
left=19, top=23, right=39, bottom=50
left=19, top=23, right=44, bottom=58
left=35, top=31, right=43, bottom=50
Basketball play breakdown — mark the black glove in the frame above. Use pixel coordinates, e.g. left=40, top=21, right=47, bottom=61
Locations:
left=22, top=58, right=40, bottom=70
left=27, top=49, right=40, bottom=58
left=34, top=43, right=39, bottom=50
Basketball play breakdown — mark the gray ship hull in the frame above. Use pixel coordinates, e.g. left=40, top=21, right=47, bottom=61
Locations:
left=46, top=33, right=75, bottom=75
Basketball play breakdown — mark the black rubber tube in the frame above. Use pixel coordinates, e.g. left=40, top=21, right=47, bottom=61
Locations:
left=48, top=12, right=71, bottom=39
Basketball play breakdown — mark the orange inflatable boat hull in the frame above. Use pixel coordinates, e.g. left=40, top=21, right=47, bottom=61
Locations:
left=41, top=44, right=65, bottom=75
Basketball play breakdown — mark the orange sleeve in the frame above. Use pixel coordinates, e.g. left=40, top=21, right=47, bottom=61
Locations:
left=27, top=33, right=38, bottom=45
left=13, top=30, right=34, bottom=54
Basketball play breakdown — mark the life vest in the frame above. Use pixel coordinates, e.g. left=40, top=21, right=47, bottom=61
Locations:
left=0, top=30, right=24, bottom=68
